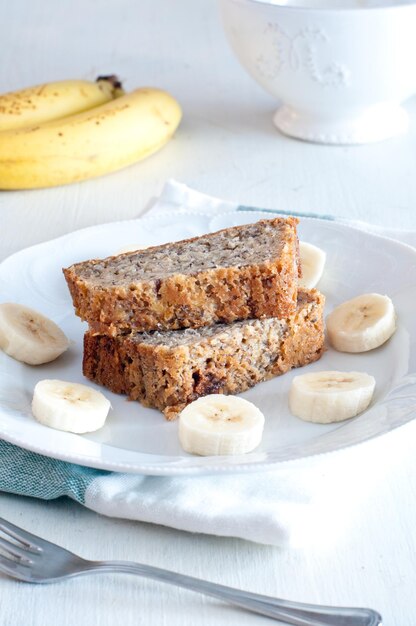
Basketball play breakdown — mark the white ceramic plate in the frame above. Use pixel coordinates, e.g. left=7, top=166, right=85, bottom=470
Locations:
left=0, top=210, right=415, bottom=475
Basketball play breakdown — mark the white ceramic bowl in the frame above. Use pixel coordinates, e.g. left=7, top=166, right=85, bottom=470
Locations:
left=219, top=0, right=416, bottom=144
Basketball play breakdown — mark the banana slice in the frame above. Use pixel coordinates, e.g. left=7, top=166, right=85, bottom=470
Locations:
left=178, top=394, right=265, bottom=456
left=32, top=379, right=111, bottom=433
left=299, top=241, right=326, bottom=289
left=326, top=293, right=396, bottom=353
left=0, top=303, right=69, bottom=365
left=289, top=370, right=375, bottom=424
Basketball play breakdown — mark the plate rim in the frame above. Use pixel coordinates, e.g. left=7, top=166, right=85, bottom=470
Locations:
left=1, top=209, right=415, bottom=475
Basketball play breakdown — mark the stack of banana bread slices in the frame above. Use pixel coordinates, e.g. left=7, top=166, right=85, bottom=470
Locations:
left=63, top=217, right=325, bottom=419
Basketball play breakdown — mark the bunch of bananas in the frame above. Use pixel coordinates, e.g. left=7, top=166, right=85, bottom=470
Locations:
left=0, top=76, right=182, bottom=189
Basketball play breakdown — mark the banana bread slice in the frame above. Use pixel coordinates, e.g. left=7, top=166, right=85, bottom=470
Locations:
left=64, top=217, right=300, bottom=335
left=83, top=289, right=324, bottom=420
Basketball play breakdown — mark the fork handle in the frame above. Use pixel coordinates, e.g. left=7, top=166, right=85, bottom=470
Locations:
left=85, top=560, right=381, bottom=626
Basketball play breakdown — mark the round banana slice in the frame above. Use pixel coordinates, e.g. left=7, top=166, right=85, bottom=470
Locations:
left=178, top=394, right=265, bottom=456
left=299, top=241, right=326, bottom=289
left=32, top=379, right=111, bottom=433
left=326, top=293, right=396, bottom=353
left=289, top=370, right=376, bottom=424
left=0, top=303, right=69, bottom=365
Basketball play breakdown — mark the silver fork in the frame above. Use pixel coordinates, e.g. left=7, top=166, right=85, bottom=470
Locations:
left=0, top=516, right=381, bottom=626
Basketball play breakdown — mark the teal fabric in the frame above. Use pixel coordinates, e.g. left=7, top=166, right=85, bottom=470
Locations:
left=0, top=440, right=108, bottom=503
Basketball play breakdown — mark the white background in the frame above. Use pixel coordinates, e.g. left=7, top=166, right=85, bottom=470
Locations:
left=1, top=0, right=416, bottom=624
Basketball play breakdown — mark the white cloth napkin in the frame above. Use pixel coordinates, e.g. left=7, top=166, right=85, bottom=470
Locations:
left=146, top=179, right=416, bottom=245
left=85, top=422, right=414, bottom=548
left=81, top=180, right=416, bottom=548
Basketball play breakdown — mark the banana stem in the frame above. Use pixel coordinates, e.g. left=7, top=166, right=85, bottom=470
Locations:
left=96, top=75, right=124, bottom=97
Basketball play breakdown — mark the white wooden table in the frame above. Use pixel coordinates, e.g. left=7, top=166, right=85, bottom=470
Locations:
left=1, top=0, right=416, bottom=624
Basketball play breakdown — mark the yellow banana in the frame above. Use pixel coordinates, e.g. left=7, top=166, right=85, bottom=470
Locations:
left=0, top=76, right=123, bottom=131
left=0, top=87, right=182, bottom=189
